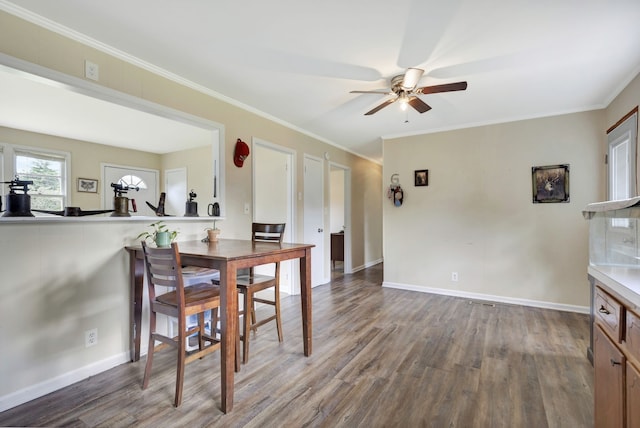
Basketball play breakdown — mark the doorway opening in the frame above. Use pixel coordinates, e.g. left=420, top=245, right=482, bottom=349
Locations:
left=330, top=162, right=351, bottom=274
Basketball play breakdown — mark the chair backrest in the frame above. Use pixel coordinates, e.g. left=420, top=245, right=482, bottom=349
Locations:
left=252, top=223, right=285, bottom=243
left=141, top=241, right=186, bottom=308
left=249, top=223, right=285, bottom=276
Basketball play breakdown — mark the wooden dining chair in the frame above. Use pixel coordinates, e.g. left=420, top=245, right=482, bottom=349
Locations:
left=141, top=241, right=223, bottom=407
left=237, top=222, right=286, bottom=363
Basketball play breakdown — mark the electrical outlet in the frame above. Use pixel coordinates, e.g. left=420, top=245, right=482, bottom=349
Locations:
left=451, top=272, right=459, bottom=282
left=85, top=328, right=98, bottom=347
left=84, top=60, right=99, bottom=81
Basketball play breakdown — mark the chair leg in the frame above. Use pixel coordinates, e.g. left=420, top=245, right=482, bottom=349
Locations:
left=243, top=290, right=252, bottom=364
left=235, top=334, right=241, bottom=371
left=275, top=283, right=283, bottom=342
left=174, top=322, right=186, bottom=407
left=211, top=308, right=219, bottom=340
left=142, top=310, right=157, bottom=390
left=197, top=312, right=205, bottom=350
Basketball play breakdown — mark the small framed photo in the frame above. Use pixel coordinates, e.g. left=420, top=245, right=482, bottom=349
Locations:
left=77, top=178, right=98, bottom=193
left=532, top=164, right=569, bottom=203
left=415, top=169, right=428, bottom=187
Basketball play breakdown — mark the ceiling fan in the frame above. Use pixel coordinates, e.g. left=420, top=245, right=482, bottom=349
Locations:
left=350, top=68, right=467, bottom=116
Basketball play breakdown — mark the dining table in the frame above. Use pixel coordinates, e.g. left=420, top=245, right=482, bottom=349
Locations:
left=125, top=238, right=314, bottom=413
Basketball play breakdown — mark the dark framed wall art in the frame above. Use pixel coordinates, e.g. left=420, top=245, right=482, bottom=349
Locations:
left=532, top=164, right=569, bottom=203
left=415, top=169, right=428, bottom=187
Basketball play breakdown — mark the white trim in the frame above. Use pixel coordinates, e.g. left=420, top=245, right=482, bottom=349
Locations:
left=351, top=258, right=383, bottom=273
left=0, top=352, right=129, bottom=412
left=382, top=281, right=589, bottom=314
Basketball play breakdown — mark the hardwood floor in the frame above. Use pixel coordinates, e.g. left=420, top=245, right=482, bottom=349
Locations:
left=0, top=263, right=594, bottom=427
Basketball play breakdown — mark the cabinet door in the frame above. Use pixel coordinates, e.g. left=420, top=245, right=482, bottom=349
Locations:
left=628, top=361, right=640, bottom=428
left=595, top=325, right=625, bottom=428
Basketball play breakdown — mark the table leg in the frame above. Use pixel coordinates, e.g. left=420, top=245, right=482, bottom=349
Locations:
left=219, top=263, right=237, bottom=413
left=300, top=247, right=312, bottom=356
left=129, top=251, right=144, bottom=362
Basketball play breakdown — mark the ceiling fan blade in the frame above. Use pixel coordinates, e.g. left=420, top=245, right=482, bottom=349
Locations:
left=401, top=68, right=424, bottom=90
left=350, top=90, right=393, bottom=95
left=364, top=98, right=396, bottom=115
left=408, top=97, right=432, bottom=114
left=417, top=81, right=467, bottom=95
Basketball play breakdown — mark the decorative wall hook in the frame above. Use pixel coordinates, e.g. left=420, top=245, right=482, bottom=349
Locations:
left=387, top=173, right=403, bottom=207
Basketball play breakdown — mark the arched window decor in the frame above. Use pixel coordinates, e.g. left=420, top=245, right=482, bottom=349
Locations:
left=117, top=175, right=148, bottom=190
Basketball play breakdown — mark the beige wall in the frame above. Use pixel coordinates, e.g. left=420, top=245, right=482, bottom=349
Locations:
left=606, top=73, right=640, bottom=130
left=0, top=10, right=382, bottom=410
left=383, top=110, right=606, bottom=309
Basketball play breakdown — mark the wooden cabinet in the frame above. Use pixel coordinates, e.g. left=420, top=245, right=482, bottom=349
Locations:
left=592, top=278, right=640, bottom=427
left=595, top=325, right=625, bottom=427
left=331, top=233, right=344, bottom=268
left=627, top=361, right=640, bottom=428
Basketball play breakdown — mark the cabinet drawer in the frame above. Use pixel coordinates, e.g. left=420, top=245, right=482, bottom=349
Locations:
left=595, top=287, right=623, bottom=342
left=627, top=310, right=640, bottom=363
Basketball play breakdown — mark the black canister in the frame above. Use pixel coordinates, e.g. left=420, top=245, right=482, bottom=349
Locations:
left=2, top=193, right=34, bottom=217
left=184, top=201, right=199, bottom=217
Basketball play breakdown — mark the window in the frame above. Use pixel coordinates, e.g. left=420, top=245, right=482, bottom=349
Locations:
left=608, top=108, right=638, bottom=201
left=0, top=144, right=70, bottom=211
left=117, top=174, right=148, bottom=190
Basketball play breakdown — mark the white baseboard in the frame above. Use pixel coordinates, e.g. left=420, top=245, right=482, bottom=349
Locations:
left=349, top=258, right=383, bottom=274
left=382, top=281, right=589, bottom=314
left=0, top=352, right=129, bottom=413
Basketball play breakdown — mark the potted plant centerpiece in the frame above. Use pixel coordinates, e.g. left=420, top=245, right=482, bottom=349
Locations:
left=137, top=220, right=178, bottom=247
left=205, top=219, right=221, bottom=242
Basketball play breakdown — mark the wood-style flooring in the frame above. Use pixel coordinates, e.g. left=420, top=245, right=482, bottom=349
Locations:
left=0, top=263, right=594, bottom=427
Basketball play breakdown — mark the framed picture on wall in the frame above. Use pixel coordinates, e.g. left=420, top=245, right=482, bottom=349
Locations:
left=532, top=164, right=569, bottom=203
left=415, top=169, right=428, bottom=187
left=77, top=178, right=98, bottom=193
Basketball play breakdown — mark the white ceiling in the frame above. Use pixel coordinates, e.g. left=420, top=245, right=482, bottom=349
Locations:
left=1, top=0, right=640, bottom=163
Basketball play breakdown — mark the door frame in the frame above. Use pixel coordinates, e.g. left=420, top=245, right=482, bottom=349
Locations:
left=251, top=137, right=296, bottom=294
left=100, top=163, right=159, bottom=214
left=329, top=161, right=352, bottom=274
left=303, top=153, right=326, bottom=286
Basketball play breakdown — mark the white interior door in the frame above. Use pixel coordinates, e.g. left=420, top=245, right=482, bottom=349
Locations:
left=101, top=164, right=158, bottom=216
left=165, top=168, right=187, bottom=216
left=253, top=140, right=294, bottom=294
left=304, top=155, right=325, bottom=286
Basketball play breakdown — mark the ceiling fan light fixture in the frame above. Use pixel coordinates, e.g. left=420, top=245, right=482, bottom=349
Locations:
left=399, top=92, right=409, bottom=111
left=350, top=68, right=467, bottom=116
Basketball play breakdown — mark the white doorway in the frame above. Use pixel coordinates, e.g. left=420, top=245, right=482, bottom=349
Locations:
left=252, top=139, right=295, bottom=295
left=165, top=168, right=187, bottom=216
left=102, top=164, right=159, bottom=216
left=303, top=154, right=326, bottom=286
left=329, top=162, right=352, bottom=274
